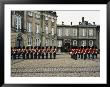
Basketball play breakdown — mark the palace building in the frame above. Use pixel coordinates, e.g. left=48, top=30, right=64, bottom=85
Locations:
left=11, top=11, right=57, bottom=48
left=57, top=17, right=100, bottom=52
left=11, top=11, right=100, bottom=52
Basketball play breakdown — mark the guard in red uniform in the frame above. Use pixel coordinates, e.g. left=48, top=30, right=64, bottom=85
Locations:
left=53, top=47, right=57, bottom=59
left=41, top=47, right=45, bottom=59
left=38, top=48, right=41, bottom=59
left=81, top=47, right=84, bottom=59
left=50, top=48, right=53, bottom=59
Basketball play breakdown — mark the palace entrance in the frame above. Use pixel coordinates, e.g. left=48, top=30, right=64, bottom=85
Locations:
left=63, top=39, right=71, bottom=52
left=16, top=33, right=23, bottom=48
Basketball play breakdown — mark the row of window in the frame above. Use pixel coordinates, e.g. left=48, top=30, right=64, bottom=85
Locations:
left=12, top=14, right=55, bottom=34
left=27, top=38, right=56, bottom=46
left=58, top=40, right=93, bottom=47
left=58, top=28, right=94, bottom=37
left=28, top=38, right=41, bottom=46
left=27, top=22, right=55, bottom=35
left=28, top=11, right=55, bottom=22
left=12, top=15, right=22, bottom=30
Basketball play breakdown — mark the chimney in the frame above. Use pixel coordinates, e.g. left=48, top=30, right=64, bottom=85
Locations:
left=71, top=22, right=72, bottom=25
left=93, top=22, right=95, bottom=25
left=85, top=21, right=88, bottom=25
left=82, top=17, right=84, bottom=22
left=62, top=21, right=64, bottom=25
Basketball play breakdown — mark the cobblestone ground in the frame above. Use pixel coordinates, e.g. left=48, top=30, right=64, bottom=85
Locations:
left=11, top=53, right=100, bottom=77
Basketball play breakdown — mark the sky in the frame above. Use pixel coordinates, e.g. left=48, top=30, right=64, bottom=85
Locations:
left=56, top=11, right=100, bottom=25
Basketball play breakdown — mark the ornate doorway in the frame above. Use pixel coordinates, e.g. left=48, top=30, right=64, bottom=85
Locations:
left=16, top=33, right=23, bottom=48
left=63, top=39, right=71, bottom=52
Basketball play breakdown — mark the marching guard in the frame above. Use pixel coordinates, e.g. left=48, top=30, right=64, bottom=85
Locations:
left=26, top=48, right=29, bottom=59
left=50, top=48, right=53, bottom=59
left=30, top=47, right=34, bottom=59
left=41, top=47, right=45, bottom=59
left=17, top=48, right=21, bottom=59
left=34, top=47, right=38, bottom=59
left=38, top=48, right=41, bottom=59
left=45, top=47, right=48, bottom=59
left=53, top=47, right=57, bottom=59
left=22, top=48, right=26, bottom=59
left=13, top=47, right=17, bottom=59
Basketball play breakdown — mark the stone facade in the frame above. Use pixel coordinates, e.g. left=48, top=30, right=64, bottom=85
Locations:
left=57, top=17, right=100, bottom=52
left=11, top=11, right=100, bottom=51
left=11, top=11, right=57, bottom=48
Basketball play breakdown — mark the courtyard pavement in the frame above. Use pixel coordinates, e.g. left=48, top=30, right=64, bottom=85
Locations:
left=11, top=53, right=100, bottom=77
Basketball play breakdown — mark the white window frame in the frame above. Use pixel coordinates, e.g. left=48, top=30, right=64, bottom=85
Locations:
left=58, top=29, right=61, bottom=36
left=73, top=29, right=77, bottom=36
left=15, top=15, right=19, bottom=30
left=27, top=22, right=32, bottom=32
left=82, top=28, right=86, bottom=36
left=66, top=29, right=68, bottom=36
left=89, top=29, right=93, bottom=36
left=18, top=15, right=21, bottom=30
left=15, top=15, right=21, bottom=31
left=81, top=40, right=86, bottom=46
left=28, top=37, right=32, bottom=46
left=73, top=40, right=77, bottom=46
left=89, top=40, right=93, bottom=47
left=58, top=40, right=62, bottom=47
left=36, top=25, right=39, bottom=33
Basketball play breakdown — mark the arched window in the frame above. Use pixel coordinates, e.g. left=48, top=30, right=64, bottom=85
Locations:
left=89, top=40, right=93, bottom=47
left=73, top=40, right=77, bottom=46
left=81, top=40, right=86, bottom=46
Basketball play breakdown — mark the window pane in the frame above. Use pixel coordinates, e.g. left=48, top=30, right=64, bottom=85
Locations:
left=89, top=29, right=93, bottom=36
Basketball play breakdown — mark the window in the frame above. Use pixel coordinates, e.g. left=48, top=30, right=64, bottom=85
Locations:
left=58, top=29, right=62, bottom=36
left=89, top=40, right=93, bottom=47
left=73, top=40, right=77, bottom=46
left=66, top=29, right=68, bottom=36
left=15, top=15, right=18, bottom=30
left=36, top=39, right=40, bottom=46
left=28, top=37, right=32, bottom=46
left=45, top=26, right=48, bottom=34
left=73, top=29, right=77, bottom=36
left=27, top=22, right=32, bottom=32
left=15, top=15, right=21, bottom=31
left=89, top=29, right=93, bottom=36
left=18, top=15, right=21, bottom=30
left=36, top=25, right=39, bottom=33
left=28, top=11, right=33, bottom=16
left=52, top=28, right=54, bottom=35
left=82, top=29, right=86, bottom=36
left=81, top=40, right=86, bottom=46
left=58, top=40, right=62, bottom=47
